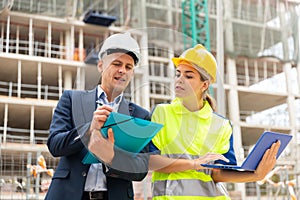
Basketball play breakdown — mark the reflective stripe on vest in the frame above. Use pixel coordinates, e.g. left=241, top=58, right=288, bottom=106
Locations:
left=152, top=179, right=229, bottom=199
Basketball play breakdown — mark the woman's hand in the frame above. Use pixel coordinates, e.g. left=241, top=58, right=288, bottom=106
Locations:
left=254, top=141, right=281, bottom=180
left=193, top=153, right=229, bottom=170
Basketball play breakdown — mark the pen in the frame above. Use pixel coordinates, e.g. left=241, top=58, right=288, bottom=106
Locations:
left=96, top=100, right=103, bottom=106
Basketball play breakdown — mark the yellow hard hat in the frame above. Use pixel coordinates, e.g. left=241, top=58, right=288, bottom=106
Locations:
left=172, top=44, right=217, bottom=83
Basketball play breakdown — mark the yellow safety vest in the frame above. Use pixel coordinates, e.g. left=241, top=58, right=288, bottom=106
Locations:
left=151, top=99, right=232, bottom=200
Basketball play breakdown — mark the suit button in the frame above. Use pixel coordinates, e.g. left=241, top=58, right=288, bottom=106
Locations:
left=82, top=172, right=87, bottom=177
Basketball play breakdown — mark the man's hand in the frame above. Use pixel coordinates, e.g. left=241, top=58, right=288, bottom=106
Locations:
left=90, top=105, right=113, bottom=131
left=88, top=105, right=115, bottom=164
left=88, top=128, right=115, bottom=165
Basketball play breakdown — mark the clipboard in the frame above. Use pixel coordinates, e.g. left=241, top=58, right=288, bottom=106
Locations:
left=82, top=112, right=163, bottom=164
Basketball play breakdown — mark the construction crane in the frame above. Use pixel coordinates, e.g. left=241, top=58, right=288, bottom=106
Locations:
left=181, top=0, right=210, bottom=51
left=181, top=0, right=218, bottom=109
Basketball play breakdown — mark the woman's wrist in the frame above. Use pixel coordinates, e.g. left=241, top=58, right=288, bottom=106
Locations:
left=193, top=160, right=200, bottom=170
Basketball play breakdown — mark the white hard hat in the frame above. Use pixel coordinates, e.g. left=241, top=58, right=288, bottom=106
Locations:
left=98, top=32, right=141, bottom=65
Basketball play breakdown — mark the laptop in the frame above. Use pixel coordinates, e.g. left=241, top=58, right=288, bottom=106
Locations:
left=201, top=131, right=292, bottom=171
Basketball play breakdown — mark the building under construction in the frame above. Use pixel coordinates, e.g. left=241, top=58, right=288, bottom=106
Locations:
left=0, top=0, right=300, bottom=199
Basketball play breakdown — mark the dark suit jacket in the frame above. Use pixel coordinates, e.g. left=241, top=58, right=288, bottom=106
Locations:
left=45, top=88, right=150, bottom=200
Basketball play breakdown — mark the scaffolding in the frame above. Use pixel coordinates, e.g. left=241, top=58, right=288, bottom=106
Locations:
left=181, top=0, right=211, bottom=50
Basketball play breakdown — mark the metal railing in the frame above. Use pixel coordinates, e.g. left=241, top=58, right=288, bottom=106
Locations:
left=1, top=39, right=67, bottom=60
left=0, top=81, right=61, bottom=100
left=0, top=128, right=49, bottom=145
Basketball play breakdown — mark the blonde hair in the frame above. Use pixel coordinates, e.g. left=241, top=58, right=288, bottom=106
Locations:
left=205, top=93, right=217, bottom=112
left=194, top=63, right=217, bottom=112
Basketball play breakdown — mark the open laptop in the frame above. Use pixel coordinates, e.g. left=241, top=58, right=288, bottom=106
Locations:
left=201, top=131, right=292, bottom=171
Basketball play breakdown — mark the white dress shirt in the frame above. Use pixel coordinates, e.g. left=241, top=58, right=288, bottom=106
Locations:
left=84, top=86, right=122, bottom=192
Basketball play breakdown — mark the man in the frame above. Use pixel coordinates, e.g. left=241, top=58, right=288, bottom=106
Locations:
left=45, top=32, right=150, bottom=200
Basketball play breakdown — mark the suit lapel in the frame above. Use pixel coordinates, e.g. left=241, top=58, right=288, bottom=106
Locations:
left=81, top=88, right=97, bottom=122
left=72, top=87, right=97, bottom=126
left=117, top=97, right=131, bottom=115
left=75, top=88, right=133, bottom=123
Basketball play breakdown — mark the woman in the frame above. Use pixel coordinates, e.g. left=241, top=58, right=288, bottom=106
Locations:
left=149, top=44, right=280, bottom=200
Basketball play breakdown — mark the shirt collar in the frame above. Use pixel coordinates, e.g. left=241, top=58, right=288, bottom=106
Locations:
left=172, top=98, right=212, bottom=119
left=97, top=85, right=123, bottom=110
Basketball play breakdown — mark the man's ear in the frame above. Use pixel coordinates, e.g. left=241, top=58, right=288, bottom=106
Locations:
left=97, top=60, right=103, bottom=73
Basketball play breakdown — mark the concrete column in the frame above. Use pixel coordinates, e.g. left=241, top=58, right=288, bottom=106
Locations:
left=76, top=67, right=81, bottom=90
left=28, top=18, right=33, bottom=56
left=30, top=106, right=34, bottom=144
left=3, top=103, right=8, bottom=143
left=16, top=26, right=19, bottom=54
left=227, top=58, right=242, bottom=157
left=26, top=153, right=32, bottom=200
left=44, top=31, right=48, bottom=57
left=168, top=46, right=175, bottom=100
left=216, top=0, right=225, bottom=116
left=244, top=59, right=250, bottom=86
left=139, top=0, right=147, bottom=28
left=224, top=2, right=243, bottom=161
left=227, top=57, right=245, bottom=199
left=65, top=30, right=72, bottom=60
left=60, top=32, right=64, bottom=59
left=5, top=15, right=10, bottom=53
left=72, top=0, right=78, bottom=18
left=1, top=22, right=4, bottom=52
left=295, top=12, right=300, bottom=168
left=80, top=68, right=85, bottom=90
left=70, top=25, right=75, bottom=60
left=64, top=70, right=73, bottom=90
left=76, top=67, right=85, bottom=90
left=48, top=22, right=52, bottom=58
left=17, top=60, right=21, bottom=98
left=296, top=15, right=300, bottom=94
left=284, top=63, right=298, bottom=171
left=79, top=28, right=84, bottom=61
left=224, top=1, right=245, bottom=197
left=140, top=33, right=150, bottom=110
left=279, top=2, right=289, bottom=61
left=284, top=63, right=294, bottom=98
left=58, top=65, right=63, bottom=97
left=166, top=0, right=175, bottom=102
left=37, top=62, right=42, bottom=99
left=263, top=61, right=267, bottom=80
left=65, top=0, right=73, bottom=17
left=254, top=60, right=259, bottom=83
left=166, top=0, right=172, bottom=26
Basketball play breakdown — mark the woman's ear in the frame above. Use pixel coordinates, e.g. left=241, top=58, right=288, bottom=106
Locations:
left=202, top=81, right=209, bottom=92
